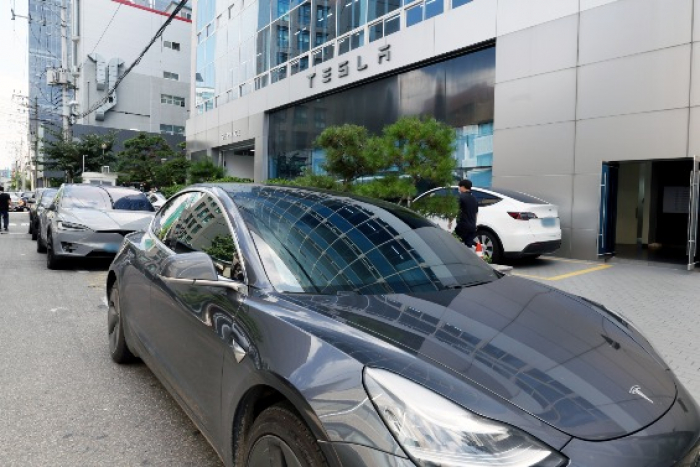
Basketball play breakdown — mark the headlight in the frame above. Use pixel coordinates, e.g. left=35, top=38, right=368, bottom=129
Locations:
left=364, top=368, right=568, bottom=467
left=57, top=220, right=90, bottom=231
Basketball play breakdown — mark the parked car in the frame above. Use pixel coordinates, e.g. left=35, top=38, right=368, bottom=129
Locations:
left=146, top=191, right=167, bottom=210
left=29, top=188, right=58, bottom=240
left=7, top=192, right=23, bottom=212
left=38, top=184, right=155, bottom=269
left=413, top=186, right=562, bottom=262
left=107, top=184, right=700, bottom=467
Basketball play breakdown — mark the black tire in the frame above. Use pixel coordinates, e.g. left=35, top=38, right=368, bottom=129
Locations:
left=476, top=228, right=504, bottom=264
left=46, top=231, right=62, bottom=269
left=37, top=232, right=46, bottom=253
left=28, top=219, right=33, bottom=234
left=107, top=286, right=137, bottom=364
left=244, top=403, right=327, bottom=467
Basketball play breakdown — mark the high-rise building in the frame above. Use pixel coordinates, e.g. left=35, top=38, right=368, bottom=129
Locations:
left=27, top=0, right=193, bottom=187
left=27, top=0, right=72, bottom=129
left=72, top=0, right=192, bottom=139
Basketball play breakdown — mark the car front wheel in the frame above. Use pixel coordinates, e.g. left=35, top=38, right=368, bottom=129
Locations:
left=108, top=286, right=136, bottom=364
left=476, top=228, right=503, bottom=264
left=245, top=403, right=328, bottom=467
left=46, top=232, right=62, bottom=269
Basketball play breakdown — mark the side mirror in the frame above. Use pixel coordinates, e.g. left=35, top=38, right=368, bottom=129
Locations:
left=161, top=252, right=218, bottom=281
left=159, top=252, right=249, bottom=295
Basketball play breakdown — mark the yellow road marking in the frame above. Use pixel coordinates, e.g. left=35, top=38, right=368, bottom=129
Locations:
left=513, top=264, right=612, bottom=281
left=540, top=256, right=598, bottom=265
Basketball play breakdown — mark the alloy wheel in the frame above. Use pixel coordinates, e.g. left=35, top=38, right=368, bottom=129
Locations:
left=247, top=435, right=303, bottom=467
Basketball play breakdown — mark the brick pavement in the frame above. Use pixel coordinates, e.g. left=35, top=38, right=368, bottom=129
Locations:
left=511, top=257, right=700, bottom=401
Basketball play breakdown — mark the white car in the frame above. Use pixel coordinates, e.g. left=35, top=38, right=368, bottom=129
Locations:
left=146, top=191, right=167, bottom=210
left=413, top=186, right=561, bottom=262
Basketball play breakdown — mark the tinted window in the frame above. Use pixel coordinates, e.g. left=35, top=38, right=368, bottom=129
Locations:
left=488, top=187, right=548, bottom=204
left=152, top=192, right=202, bottom=241
left=471, top=190, right=502, bottom=207
left=39, top=190, right=58, bottom=207
left=169, top=194, right=244, bottom=281
left=105, top=188, right=155, bottom=211
left=231, top=187, right=497, bottom=294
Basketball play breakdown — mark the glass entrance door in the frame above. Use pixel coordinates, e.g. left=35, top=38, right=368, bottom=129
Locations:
left=598, top=163, right=619, bottom=256
left=687, top=157, right=699, bottom=270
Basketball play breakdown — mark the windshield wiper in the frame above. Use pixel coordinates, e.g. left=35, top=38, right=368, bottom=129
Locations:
left=445, top=280, right=492, bottom=290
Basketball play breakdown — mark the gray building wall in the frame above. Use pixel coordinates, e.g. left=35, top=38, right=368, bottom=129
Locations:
left=492, top=0, right=697, bottom=259
left=75, top=0, right=192, bottom=133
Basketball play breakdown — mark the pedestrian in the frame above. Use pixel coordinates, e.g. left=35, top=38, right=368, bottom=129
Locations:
left=0, top=187, right=10, bottom=233
left=454, top=179, right=478, bottom=248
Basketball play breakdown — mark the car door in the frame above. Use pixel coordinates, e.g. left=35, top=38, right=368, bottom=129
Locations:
left=42, top=187, right=63, bottom=244
left=122, top=192, right=200, bottom=353
left=148, top=191, right=246, bottom=443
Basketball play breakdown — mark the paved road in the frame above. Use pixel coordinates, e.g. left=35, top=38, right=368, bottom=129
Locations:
left=0, top=213, right=222, bottom=467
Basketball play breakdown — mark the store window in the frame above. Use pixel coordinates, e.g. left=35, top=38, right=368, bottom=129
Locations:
left=268, top=47, right=495, bottom=185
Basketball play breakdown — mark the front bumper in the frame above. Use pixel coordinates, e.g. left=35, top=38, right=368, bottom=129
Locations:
left=53, top=230, right=128, bottom=257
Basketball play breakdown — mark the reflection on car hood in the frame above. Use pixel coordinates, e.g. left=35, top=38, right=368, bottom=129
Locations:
left=281, top=276, right=676, bottom=441
left=61, top=208, right=154, bottom=231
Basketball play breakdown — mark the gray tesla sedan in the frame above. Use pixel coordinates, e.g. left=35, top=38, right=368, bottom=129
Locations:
left=39, top=184, right=155, bottom=269
left=107, top=184, right=700, bottom=467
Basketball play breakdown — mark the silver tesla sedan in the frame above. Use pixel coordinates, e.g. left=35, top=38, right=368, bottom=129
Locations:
left=38, top=184, right=155, bottom=269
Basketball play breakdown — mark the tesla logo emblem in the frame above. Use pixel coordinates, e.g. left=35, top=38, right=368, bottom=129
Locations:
left=629, top=385, right=654, bottom=404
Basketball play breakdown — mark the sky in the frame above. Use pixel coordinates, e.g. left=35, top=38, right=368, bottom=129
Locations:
left=0, top=0, right=30, bottom=172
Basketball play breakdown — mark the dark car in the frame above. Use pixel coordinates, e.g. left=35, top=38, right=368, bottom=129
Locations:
left=107, top=184, right=700, bottom=467
left=29, top=188, right=58, bottom=240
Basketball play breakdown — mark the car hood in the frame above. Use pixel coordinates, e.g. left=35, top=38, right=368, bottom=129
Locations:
left=60, top=208, right=154, bottom=231
left=280, top=276, right=676, bottom=441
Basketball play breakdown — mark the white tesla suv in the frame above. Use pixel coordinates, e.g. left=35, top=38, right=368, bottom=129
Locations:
left=413, top=186, right=562, bottom=262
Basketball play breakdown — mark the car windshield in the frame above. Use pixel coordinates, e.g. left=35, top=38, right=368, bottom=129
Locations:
left=230, top=186, right=499, bottom=295
left=39, top=189, right=58, bottom=207
left=106, top=188, right=155, bottom=211
left=62, top=186, right=154, bottom=211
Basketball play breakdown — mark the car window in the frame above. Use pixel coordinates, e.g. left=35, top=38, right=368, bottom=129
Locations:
left=232, top=187, right=498, bottom=295
left=151, top=192, right=202, bottom=242
left=61, top=186, right=112, bottom=209
left=471, top=190, right=502, bottom=207
left=168, top=194, right=245, bottom=281
left=39, top=190, right=58, bottom=207
left=488, top=187, right=547, bottom=204
left=105, top=188, right=155, bottom=212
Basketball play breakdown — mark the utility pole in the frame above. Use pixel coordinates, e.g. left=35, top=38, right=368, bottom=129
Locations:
left=33, top=97, right=40, bottom=189
left=60, top=0, right=71, bottom=140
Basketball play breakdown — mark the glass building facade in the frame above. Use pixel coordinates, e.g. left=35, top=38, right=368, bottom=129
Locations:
left=268, top=46, right=495, bottom=185
left=194, top=0, right=474, bottom=115
left=28, top=0, right=73, bottom=128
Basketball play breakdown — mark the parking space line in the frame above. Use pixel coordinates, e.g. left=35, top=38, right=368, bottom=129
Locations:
left=540, top=256, right=598, bottom=265
left=513, top=264, right=612, bottom=281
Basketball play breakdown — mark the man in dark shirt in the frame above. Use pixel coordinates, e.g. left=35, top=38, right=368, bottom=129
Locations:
left=0, top=187, right=10, bottom=233
left=455, top=179, right=478, bottom=247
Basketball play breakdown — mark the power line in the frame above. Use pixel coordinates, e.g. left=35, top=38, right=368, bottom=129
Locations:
left=90, top=4, right=122, bottom=55
left=79, top=0, right=190, bottom=120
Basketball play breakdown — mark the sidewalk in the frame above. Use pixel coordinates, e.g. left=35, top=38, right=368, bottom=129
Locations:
left=509, top=256, right=700, bottom=400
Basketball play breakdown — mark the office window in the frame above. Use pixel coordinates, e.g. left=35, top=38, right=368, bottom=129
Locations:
left=163, top=71, right=180, bottom=81
left=160, top=124, right=185, bottom=136
left=452, top=0, right=472, bottom=8
left=162, top=94, right=186, bottom=107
